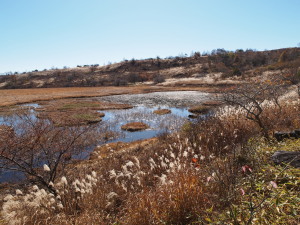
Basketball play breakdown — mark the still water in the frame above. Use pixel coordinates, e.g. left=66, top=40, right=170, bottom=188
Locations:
left=0, top=91, right=213, bottom=182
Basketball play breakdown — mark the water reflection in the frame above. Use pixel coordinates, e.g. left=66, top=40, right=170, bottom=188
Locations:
left=99, top=106, right=190, bottom=143
left=0, top=91, right=210, bottom=183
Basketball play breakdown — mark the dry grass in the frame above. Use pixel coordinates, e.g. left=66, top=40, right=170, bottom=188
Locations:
left=37, top=111, right=103, bottom=126
left=89, top=138, right=158, bottom=160
left=1, top=89, right=300, bottom=224
left=188, top=105, right=212, bottom=114
left=121, top=122, right=149, bottom=131
left=37, top=99, right=133, bottom=111
left=120, top=170, right=210, bottom=225
left=202, top=100, right=223, bottom=106
left=35, top=98, right=133, bottom=126
left=153, top=109, right=171, bottom=115
left=0, top=86, right=216, bottom=107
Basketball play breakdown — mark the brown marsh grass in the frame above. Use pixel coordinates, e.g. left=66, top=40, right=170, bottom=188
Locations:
left=1, top=98, right=300, bottom=224
left=0, top=86, right=215, bottom=107
left=153, top=109, right=171, bottom=115
left=121, top=122, right=149, bottom=131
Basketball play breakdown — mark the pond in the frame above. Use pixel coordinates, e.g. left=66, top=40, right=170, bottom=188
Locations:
left=96, top=91, right=212, bottom=108
left=0, top=91, right=214, bottom=183
left=99, top=106, right=190, bottom=142
left=94, top=91, right=213, bottom=142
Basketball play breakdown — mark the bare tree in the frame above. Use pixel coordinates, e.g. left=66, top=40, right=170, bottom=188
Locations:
left=223, top=82, right=286, bottom=139
left=263, top=76, right=290, bottom=110
left=0, top=113, right=98, bottom=195
left=278, top=68, right=300, bottom=97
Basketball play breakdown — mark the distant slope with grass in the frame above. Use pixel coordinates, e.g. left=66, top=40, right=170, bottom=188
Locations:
left=1, top=47, right=299, bottom=89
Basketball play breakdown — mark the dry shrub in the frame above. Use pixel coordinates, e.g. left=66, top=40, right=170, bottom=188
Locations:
left=2, top=100, right=300, bottom=224
left=1, top=172, right=110, bottom=225
left=181, top=113, right=259, bottom=158
left=261, top=101, right=300, bottom=132
left=120, top=170, right=210, bottom=225
left=185, top=100, right=300, bottom=157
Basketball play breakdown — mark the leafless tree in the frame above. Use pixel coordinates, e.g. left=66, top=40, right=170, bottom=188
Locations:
left=0, top=113, right=98, bottom=195
left=223, top=82, right=286, bottom=139
left=278, top=68, right=300, bottom=97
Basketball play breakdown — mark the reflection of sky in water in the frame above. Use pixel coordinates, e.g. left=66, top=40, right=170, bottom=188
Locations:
left=22, top=103, right=40, bottom=108
left=97, top=91, right=213, bottom=108
left=0, top=169, right=25, bottom=183
left=0, top=103, right=40, bottom=126
left=101, top=106, right=189, bottom=126
left=99, top=105, right=190, bottom=143
left=0, top=92, right=207, bottom=183
left=0, top=104, right=42, bottom=183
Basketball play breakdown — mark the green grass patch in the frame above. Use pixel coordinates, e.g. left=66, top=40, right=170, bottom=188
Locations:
left=60, top=102, right=100, bottom=110
left=71, top=113, right=101, bottom=122
left=216, top=138, right=300, bottom=224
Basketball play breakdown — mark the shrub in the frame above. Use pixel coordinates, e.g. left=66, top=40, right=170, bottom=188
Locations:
left=1, top=98, right=300, bottom=224
left=128, top=73, right=143, bottom=83
left=152, top=74, right=165, bottom=84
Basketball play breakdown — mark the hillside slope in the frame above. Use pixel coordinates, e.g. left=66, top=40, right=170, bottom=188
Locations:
left=1, top=48, right=299, bottom=89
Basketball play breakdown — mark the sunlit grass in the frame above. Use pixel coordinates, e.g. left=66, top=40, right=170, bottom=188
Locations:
left=60, top=102, right=100, bottom=110
left=1, top=97, right=300, bottom=224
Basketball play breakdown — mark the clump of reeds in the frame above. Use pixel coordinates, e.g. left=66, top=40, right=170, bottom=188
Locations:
left=121, top=122, right=149, bottom=131
left=2, top=98, right=300, bottom=224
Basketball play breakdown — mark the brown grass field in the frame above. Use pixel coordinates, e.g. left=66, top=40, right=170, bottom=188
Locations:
left=0, top=86, right=215, bottom=107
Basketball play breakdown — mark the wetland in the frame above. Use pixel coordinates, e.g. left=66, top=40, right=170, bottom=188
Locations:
left=0, top=91, right=217, bottom=183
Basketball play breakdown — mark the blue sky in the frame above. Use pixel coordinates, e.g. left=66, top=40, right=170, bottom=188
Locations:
left=0, top=0, right=299, bottom=73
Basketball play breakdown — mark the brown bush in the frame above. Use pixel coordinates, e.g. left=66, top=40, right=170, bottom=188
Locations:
left=2, top=100, right=300, bottom=224
left=120, top=170, right=210, bottom=225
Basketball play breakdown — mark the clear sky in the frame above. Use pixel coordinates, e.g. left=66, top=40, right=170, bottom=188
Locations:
left=0, top=0, right=299, bottom=73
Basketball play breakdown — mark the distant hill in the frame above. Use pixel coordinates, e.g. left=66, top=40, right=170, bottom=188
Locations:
left=1, top=48, right=299, bottom=89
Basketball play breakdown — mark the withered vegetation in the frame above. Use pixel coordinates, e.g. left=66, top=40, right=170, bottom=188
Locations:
left=153, top=109, right=171, bottom=115
left=0, top=50, right=300, bottom=224
left=0, top=48, right=299, bottom=89
left=1, top=80, right=299, bottom=224
left=36, top=99, right=132, bottom=126
left=121, top=122, right=149, bottom=132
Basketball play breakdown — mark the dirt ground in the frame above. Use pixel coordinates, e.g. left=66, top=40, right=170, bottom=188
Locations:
left=0, top=85, right=218, bottom=107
